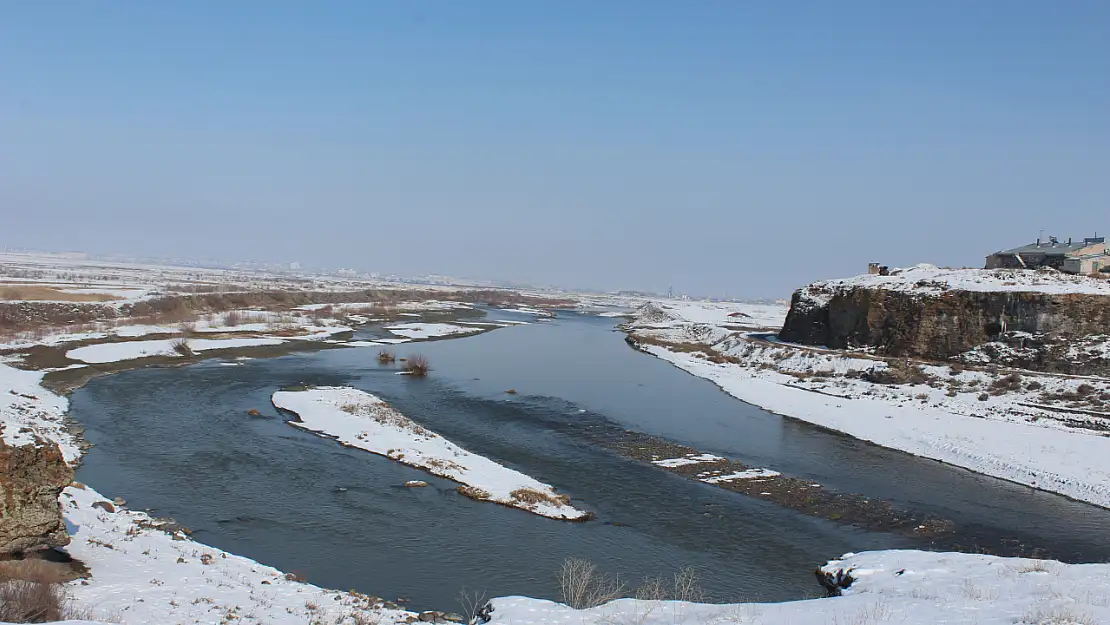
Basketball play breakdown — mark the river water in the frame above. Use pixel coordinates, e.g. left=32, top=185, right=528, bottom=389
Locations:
left=70, top=311, right=1110, bottom=611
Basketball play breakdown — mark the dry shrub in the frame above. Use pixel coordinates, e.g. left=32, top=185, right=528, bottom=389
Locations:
left=456, top=485, right=491, bottom=500
left=1077, top=383, right=1097, bottom=396
left=990, top=373, right=1023, bottom=395
left=510, top=487, right=571, bottom=507
left=0, top=562, right=80, bottom=623
left=403, top=354, right=429, bottom=377
left=1026, top=381, right=1043, bottom=391
left=221, top=310, right=243, bottom=327
left=170, top=338, right=194, bottom=357
left=377, top=349, right=396, bottom=364
left=865, top=359, right=932, bottom=385
left=558, top=557, right=625, bottom=609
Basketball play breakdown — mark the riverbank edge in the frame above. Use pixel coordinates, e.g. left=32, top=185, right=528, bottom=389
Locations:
left=620, top=323, right=1110, bottom=511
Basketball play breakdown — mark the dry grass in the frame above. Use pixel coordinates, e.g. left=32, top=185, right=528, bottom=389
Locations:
left=0, top=561, right=94, bottom=623
left=456, top=485, right=491, bottom=500
left=403, top=354, right=430, bottom=377
left=510, top=487, right=571, bottom=507
left=0, top=284, right=123, bottom=302
left=377, top=349, right=396, bottom=364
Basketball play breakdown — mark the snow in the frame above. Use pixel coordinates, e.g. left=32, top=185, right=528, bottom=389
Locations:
left=65, top=338, right=286, bottom=363
left=62, top=483, right=415, bottom=624
left=651, top=301, right=788, bottom=330
left=700, top=468, right=781, bottom=483
left=272, top=387, right=589, bottom=521
left=486, top=549, right=1110, bottom=624
left=0, top=362, right=78, bottom=460
left=651, top=453, right=725, bottom=468
left=383, top=322, right=483, bottom=340
left=804, top=263, right=1110, bottom=297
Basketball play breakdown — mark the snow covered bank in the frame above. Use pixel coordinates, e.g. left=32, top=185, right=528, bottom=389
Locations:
left=62, top=483, right=414, bottom=624
left=383, top=322, right=483, bottom=340
left=65, top=337, right=287, bottom=363
left=486, top=549, right=1110, bottom=624
left=272, top=387, right=589, bottom=521
left=627, top=300, right=1110, bottom=508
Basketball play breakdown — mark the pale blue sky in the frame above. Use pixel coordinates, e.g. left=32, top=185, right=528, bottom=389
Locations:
left=2, top=2, right=1107, bottom=297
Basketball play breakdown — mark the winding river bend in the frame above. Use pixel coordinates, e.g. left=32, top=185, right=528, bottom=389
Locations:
left=70, top=311, right=1110, bottom=611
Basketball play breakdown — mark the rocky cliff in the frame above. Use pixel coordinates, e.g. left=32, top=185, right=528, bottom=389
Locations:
left=779, top=265, right=1110, bottom=370
left=0, top=439, right=73, bottom=553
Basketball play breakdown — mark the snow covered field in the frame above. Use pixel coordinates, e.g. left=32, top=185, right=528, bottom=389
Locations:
left=626, top=298, right=1110, bottom=508
left=272, top=386, right=589, bottom=520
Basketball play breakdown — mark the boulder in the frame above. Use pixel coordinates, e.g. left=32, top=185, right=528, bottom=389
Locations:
left=0, top=439, right=73, bottom=553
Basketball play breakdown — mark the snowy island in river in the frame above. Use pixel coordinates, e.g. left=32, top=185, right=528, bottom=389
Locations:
left=271, top=386, right=589, bottom=521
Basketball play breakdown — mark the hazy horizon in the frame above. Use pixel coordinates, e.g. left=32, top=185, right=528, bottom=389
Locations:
left=3, top=2, right=1107, bottom=298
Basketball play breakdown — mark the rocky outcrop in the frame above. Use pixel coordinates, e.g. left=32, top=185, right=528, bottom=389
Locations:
left=0, top=439, right=73, bottom=553
left=779, top=267, right=1110, bottom=370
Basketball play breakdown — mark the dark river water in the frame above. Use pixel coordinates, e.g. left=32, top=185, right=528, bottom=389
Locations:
left=70, top=310, right=1110, bottom=611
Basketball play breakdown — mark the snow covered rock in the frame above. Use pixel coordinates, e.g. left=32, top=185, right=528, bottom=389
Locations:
left=781, top=266, right=1110, bottom=368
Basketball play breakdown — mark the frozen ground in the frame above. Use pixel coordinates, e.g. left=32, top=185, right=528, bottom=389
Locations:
left=272, top=386, right=589, bottom=520
left=626, top=299, right=1110, bottom=508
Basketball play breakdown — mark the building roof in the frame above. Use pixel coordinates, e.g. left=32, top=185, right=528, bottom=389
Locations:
left=996, top=237, right=1105, bottom=257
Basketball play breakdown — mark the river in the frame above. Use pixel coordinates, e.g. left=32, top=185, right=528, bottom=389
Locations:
left=69, top=310, right=1110, bottom=612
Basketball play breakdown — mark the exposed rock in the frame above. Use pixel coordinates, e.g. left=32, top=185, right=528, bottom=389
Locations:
left=0, top=439, right=73, bottom=553
left=404, top=480, right=429, bottom=488
left=780, top=267, right=1110, bottom=373
left=91, top=501, right=116, bottom=513
left=112, top=496, right=126, bottom=507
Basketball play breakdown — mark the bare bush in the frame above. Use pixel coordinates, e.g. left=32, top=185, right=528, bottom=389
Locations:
left=403, top=354, right=430, bottom=377
left=558, top=558, right=625, bottom=610
left=221, top=310, right=243, bottom=327
left=377, top=349, right=396, bottom=364
left=170, top=338, right=194, bottom=357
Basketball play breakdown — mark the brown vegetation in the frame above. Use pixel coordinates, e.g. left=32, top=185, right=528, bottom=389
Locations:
left=510, top=487, right=571, bottom=507
left=0, top=285, right=123, bottom=303
left=456, top=485, right=491, bottom=500
left=402, top=354, right=429, bottom=377
left=170, top=338, right=194, bottom=357
left=377, top=349, right=396, bottom=364
left=0, top=560, right=93, bottom=623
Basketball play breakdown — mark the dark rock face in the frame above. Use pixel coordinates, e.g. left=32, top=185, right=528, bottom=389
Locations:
left=0, top=439, right=73, bottom=554
left=780, top=285, right=1110, bottom=369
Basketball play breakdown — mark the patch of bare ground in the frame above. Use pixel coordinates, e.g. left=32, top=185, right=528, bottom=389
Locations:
left=0, top=285, right=123, bottom=303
